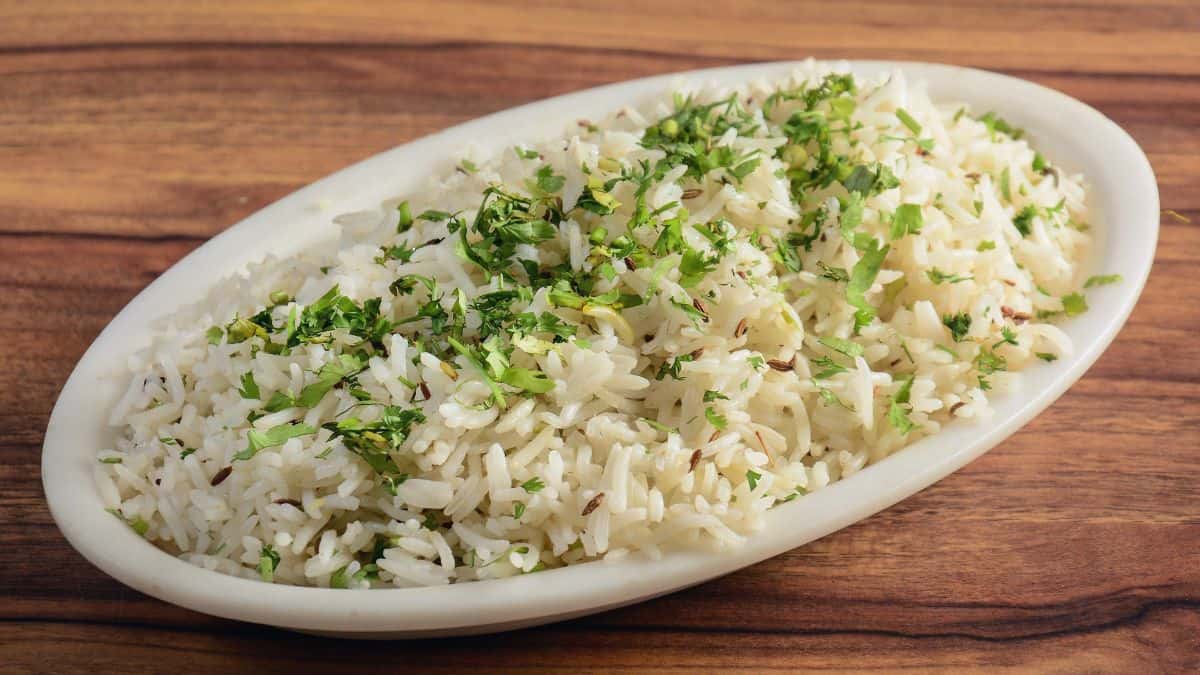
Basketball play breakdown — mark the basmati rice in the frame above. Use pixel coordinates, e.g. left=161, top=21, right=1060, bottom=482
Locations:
left=96, top=61, right=1093, bottom=587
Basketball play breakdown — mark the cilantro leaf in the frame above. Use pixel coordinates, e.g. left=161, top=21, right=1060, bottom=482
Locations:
left=499, top=367, right=555, bottom=394
left=235, top=422, right=317, bottom=461
left=886, top=375, right=916, bottom=434
left=679, top=248, right=717, bottom=287
left=942, top=312, right=972, bottom=342
left=237, top=371, right=260, bottom=400
left=890, top=204, right=924, bottom=240
left=259, top=544, right=281, bottom=582
left=655, top=354, right=694, bottom=381
left=772, top=235, right=803, bottom=273
left=895, top=108, right=922, bottom=136
left=1062, top=293, right=1088, bottom=317
left=818, top=335, right=864, bottom=358
left=1013, top=205, right=1038, bottom=237
left=322, top=406, right=426, bottom=479
left=396, top=200, right=414, bottom=232
left=979, top=112, right=1024, bottom=140
left=846, top=239, right=890, bottom=332
left=926, top=268, right=973, bottom=285
left=811, top=356, right=848, bottom=379
left=263, top=391, right=294, bottom=413
left=295, top=354, right=366, bottom=408
left=704, top=407, right=727, bottom=430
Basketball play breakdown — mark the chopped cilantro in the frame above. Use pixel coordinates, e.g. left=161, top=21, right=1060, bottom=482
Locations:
left=294, top=354, right=366, bottom=408
left=1062, top=293, right=1089, bottom=317
left=396, top=200, right=413, bottom=232
left=817, top=262, right=849, bottom=283
left=679, top=248, right=717, bottom=287
left=532, top=165, right=565, bottom=195
left=846, top=239, right=890, bottom=332
left=979, top=112, right=1024, bottom=141
left=942, top=312, right=972, bottom=342
left=106, top=509, right=150, bottom=536
left=640, top=418, right=677, bottom=435
left=926, top=268, right=972, bottom=285
left=811, top=356, right=848, bottom=379
left=886, top=374, right=916, bottom=434
left=975, top=348, right=1007, bottom=376
left=655, top=354, right=694, bottom=381
left=704, top=407, right=727, bottom=430
left=993, top=325, right=1019, bottom=348
left=890, top=204, right=924, bottom=240
left=417, top=210, right=452, bottom=222
left=322, top=406, right=426, bottom=480
left=895, top=107, right=922, bottom=136
left=237, top=371, right=260, bottom=400
left=817, top=388, right=845, bottom=408
left=235, top=422, right=317, bottom=461
left=258, top=544, right=281, bottom=582
left=1013, top=205, right=1038, bottom=237
left=819, top=335, right=864, bottom=358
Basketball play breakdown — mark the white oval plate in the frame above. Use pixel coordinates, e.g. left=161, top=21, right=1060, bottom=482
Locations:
left=43, top=60, right=1157, bottom=638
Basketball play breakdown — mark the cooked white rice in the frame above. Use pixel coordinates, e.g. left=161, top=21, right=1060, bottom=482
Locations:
left=97, top=61, right=1097, bottom=587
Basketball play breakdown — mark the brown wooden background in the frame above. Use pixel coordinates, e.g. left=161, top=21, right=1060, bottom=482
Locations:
left=2, top=1, right=1198, bottom=672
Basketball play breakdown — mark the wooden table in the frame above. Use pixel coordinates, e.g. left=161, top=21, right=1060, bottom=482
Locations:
left=3, top=2, right=1197, bottom=671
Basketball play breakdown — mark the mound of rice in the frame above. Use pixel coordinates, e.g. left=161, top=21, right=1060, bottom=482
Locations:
left=97, top=62, right=1096, bottom=587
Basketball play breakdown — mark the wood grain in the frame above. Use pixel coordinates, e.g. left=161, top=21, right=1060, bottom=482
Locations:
left=1, top=1, right=1197, bottom=672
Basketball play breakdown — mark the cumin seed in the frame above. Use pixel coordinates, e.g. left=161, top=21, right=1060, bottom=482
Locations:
left=734, top=317, right=748, bottom=338
left=1001, top=306, right=1031, bottom=323
left=581, top=492, right=605, bottom=516
left=767, top=358, right=794, bottom=372
left=210, top=466, right=233, bottom=486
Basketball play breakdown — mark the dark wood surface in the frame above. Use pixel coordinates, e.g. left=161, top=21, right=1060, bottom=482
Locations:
left=2, top=2, right=1197, bottom=672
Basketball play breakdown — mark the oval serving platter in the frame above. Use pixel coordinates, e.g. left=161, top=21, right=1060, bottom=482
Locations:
left=43, top=60, right=1158, bottom=639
